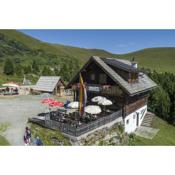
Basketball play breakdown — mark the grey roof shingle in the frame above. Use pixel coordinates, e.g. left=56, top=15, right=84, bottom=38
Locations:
left=34, top=76, right=61, bottom=92
left=102, top=57, right=138, bottom=72
left=66, top=56, right=157, bottom=96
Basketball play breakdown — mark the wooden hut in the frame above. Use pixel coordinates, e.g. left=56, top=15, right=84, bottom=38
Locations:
left=66, top=56, right=157, bottom=133
left=33, top=76, right=65, bottom=96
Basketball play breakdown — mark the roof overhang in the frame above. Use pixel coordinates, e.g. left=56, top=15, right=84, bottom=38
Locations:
left=66, top=56, right=157, bottom=96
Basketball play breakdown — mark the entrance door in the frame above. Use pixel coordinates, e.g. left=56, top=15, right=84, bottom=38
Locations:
left=136, top=112, right=139, bottom=127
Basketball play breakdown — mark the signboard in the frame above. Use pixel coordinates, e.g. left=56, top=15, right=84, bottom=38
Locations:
left=88, top=86, right=101, bottom=92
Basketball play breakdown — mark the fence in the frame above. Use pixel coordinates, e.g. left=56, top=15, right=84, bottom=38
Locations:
left=29, top=110, right=122, bottom=137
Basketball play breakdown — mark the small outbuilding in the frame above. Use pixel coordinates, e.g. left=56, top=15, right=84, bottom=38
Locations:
left=33, top=76, right=65, bottom=96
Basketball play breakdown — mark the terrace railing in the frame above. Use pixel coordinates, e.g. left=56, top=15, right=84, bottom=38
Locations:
left=29, top=109, right=122, bottom=137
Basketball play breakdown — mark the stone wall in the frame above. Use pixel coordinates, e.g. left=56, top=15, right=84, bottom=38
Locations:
left=72, top=122, right=130, bottom=146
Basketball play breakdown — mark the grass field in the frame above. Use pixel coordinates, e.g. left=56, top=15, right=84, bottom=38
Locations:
left=134, top=116, right=175, bottom=145
left=30, top=123, right=71, bottom=146
left=0, top=135, right=10, bottom=145
left=0, top=123, right=10, bottom=146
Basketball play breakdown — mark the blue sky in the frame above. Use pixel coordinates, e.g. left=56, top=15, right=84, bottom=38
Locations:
left=20, top=30, right=175, bottom=54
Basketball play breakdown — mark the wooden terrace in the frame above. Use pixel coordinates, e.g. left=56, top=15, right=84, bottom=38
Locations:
left=29, top=109, right=122, bottom=137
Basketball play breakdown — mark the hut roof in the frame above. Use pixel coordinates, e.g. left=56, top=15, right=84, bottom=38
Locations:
left=67, top=56, right=157, bottom=96
left=102, top=57, right=138, bottom=73
left=34, top=76, right=61, bottom=92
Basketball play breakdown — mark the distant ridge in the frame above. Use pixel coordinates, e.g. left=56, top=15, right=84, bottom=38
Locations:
left=0, top=30, right=175, bottom=73
left=117, top=47, right=175, bottom=73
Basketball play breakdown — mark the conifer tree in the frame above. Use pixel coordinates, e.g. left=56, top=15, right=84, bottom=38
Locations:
left=3, top=58, right=14, bottom=75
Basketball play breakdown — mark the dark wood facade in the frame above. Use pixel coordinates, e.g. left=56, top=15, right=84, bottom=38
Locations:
left=67, top=57, right=151, bottom=118
left=55, top=81, right=65, bottom=97
left=123, top=96, right=148, bottom=116
left=73, top=61, right=116, bottom=85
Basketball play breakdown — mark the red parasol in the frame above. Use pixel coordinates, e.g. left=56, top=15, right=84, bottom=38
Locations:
left=49, top=101, right=64, bottom=107
left=41, top=98, right=54, bottom=104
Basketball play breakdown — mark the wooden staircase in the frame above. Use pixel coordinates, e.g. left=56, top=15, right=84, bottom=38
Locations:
left=141, top=112, right=154, bottom=127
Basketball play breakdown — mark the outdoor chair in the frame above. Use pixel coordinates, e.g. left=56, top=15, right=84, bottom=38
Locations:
left=64, top=100, right=71, bottom=109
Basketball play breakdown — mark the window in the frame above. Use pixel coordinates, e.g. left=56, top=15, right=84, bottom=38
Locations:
left=126, top=119, right=129, bottom=124
left=141, top=109, right=145, bottom=115
left=99, top=73, right=107, bottom=84
left=133, top=114, right=136, bottom=119
left=90, top=73, right=95, bottom=81
left=140, top=109, right=145, bottom=119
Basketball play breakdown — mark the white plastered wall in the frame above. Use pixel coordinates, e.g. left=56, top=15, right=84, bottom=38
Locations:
left=124, top=105, right=147, bottom=133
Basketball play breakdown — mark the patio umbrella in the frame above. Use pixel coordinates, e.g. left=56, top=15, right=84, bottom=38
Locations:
left=67, top=101, right=79, bottom=109
left=2, top=82, right=19, bottom=88
left=41, top=98, right=54, bottom=104
left=91, top=96, right=106, bottom=102
left=49, top=101, right=64, bottom=107
left=41, top=98, right=54, bottom=115
left=85, top=105, right=101, bottom=114
left=98, top=98, right=112, bottom=112
left=98, top=98, right=112, bottom=106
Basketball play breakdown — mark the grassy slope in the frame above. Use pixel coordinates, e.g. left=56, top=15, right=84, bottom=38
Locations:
left=1, top=30, right=175, bottom=73
left=0, top=30, right=43, bottom=49
left=118, top=48, right=175, bottom=73
left=134, top=116, right=175, bottom=145
left=0, top=123, right=10, bottom=146
left=30, top=123, right=71, bottom=146
left=0, top=135, right=10, bottom=145
left=0, top=30, right=115, bottom=63
left=52, top=44, right=115, bottom=61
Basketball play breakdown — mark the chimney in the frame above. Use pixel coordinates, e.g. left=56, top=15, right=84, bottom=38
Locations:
left=131, top=57, right=138, bottom=69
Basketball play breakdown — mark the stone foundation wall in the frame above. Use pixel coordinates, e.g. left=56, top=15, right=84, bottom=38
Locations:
left=71, top=122, right=130, bottom=146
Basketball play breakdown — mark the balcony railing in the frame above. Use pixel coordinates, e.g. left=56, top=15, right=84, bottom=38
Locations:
left=29, top=109, right=122, bottom=137
left=72, top=83, right=121, bottom=96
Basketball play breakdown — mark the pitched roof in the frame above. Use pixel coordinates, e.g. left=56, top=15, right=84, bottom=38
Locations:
left=102, top=57, right=138, bottom=72
left=93, top=56, right=157, bottom=95
left=34, top=76, right=61, bottom=92
left=67, top=56, right=157, bottom=96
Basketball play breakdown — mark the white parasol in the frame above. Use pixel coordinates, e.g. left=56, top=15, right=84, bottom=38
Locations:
left=67, top=101, right=79, bottom=109
left=2, top=83, right=19, bottom=88
left=85, top=105, right=101, bottom=114
left=91, top=96, right=106, bottom=102
left=98, top=98, right=112, bottom=106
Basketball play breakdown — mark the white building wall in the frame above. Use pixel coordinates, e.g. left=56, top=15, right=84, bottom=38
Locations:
left=124, top=105, right=147, bottom=133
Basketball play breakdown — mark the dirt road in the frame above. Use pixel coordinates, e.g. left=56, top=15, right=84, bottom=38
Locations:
left=0, top=95, right=45, bottom=145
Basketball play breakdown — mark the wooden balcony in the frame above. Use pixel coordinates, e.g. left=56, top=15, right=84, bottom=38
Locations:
left=72, top=83, right=123, bottom=96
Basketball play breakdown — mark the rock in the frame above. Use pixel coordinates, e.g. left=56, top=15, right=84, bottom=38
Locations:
left=111, top=136, right=120, bottom=145
left=86, top=134, right=95, bottom=142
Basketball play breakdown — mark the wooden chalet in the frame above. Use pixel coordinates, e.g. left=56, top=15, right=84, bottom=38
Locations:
left=32, top=76, right=65, bottom=96
left=66, top=56, right=157, bottom=133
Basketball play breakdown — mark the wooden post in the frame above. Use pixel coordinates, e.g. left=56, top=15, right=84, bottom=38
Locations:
left=73, top=90, right=76, bottom=101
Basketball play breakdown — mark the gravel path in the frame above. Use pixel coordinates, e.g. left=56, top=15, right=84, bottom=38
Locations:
left=0, top=95, right=46, bottom=145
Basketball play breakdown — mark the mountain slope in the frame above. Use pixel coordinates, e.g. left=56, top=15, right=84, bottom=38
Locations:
left=117, top=47, right=175, bottom=73
left=0, top=30, right=118, bottom=84
left=0, top=30, right=115, bottom=63
left=0, top=30, right=175, bottom=73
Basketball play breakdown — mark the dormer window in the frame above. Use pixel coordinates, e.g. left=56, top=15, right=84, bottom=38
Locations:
left=90, top=73, right=95, bottom=81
